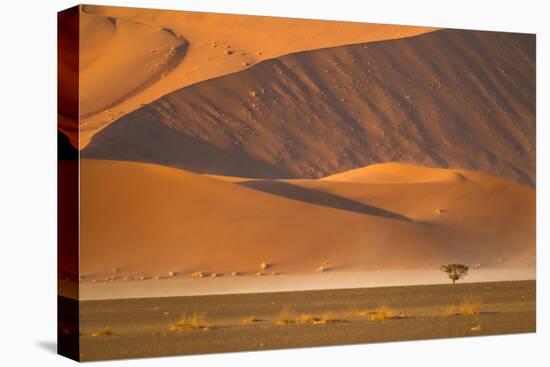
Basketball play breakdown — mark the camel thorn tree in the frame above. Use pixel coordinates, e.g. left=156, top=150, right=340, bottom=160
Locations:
left=440, top=264, right=469, bottom=284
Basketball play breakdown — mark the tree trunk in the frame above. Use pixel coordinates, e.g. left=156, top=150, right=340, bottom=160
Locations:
left=452, top=279, right=456, bottom=285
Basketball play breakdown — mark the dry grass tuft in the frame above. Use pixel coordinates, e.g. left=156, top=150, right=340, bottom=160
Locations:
left=276, top=307, right=336, bottom=325
left=297, top=313, right=335, bottom=324
left=356, top=307, right=401, bottom=321
left=170, top=312, right=210, bottom=331
left=370, top=307, right=397, bottom=321
left=296, top=314, right=317, bottom=324
left=446, top=299, right=481, bottom=316
left=90, top=327, right=113, bottom=337
left=459, top=301, right=480, bottom=316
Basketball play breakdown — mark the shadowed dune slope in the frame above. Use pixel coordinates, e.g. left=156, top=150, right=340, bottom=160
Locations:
left=83, top=29, right=535, bottom=186
left=73, top=5, right=435, bottom=148
left=79, top=160, right=534, bottom=277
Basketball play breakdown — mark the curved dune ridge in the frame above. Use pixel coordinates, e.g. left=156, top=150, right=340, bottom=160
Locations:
left=78, top=160, right=534, bottom=280
left=66, top=8, right=188, bottom=148
left=322, top=163, right=470, bottom=183
left=67, top=5, right=436, bottom=148
left=82, top=28, right=536, bottom=186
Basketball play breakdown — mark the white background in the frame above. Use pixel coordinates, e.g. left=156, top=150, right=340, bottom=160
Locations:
left=0, top=0, right=548, bottom=365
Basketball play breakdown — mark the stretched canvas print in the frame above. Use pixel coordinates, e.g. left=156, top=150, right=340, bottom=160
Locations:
left=58, top=4, right=536, bottom=361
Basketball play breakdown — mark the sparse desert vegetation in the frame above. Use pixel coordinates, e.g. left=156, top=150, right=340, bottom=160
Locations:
left=90, top=327, right=113, bottom=337
left=78, top=281, right=535, bottom=360
left=276, top=307, right=337, bottom=325
left=445, top=298, right=481, bottom=316
left=459, top=300, right=481, bottom=316
left=356, top=307, right=403, bottom=321
left=170, top=312, right=210, bottom=331
left=440, top=264, right=469, bottom=284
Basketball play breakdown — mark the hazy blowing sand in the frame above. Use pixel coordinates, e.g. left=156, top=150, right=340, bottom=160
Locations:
left=78, top=160, right=534, bottom=285
left=76, top=268, right=535, bottom=300
left=65, top=5, right=435, bottom=148
left=82, top=28, right=535, bottom=186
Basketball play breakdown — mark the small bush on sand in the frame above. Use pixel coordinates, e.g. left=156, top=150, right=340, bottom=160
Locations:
left=170, top=312, right=210, bottom=331
left=370, top=307, right=398, bottom=321
left=459, top=301, right=480, bottom=316
left=297, top=313, right=335, bottom=324
left=296, top=314, right=317, bottom=324
left=90, top=327, right=113, bottom=337
left=356, top=307, right=401, bottom=321
left=445, top=299, right=481, bottom=316
left=277, top=307, right=336, bottom=325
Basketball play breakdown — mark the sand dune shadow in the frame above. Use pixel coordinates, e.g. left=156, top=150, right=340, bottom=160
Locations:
left=240, top=180, right=412, bottom=222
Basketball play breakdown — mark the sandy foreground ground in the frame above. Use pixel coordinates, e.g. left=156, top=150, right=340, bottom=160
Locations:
left=64, top=280, right=535, bottom=361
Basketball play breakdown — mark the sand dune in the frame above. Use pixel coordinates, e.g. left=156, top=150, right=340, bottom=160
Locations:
left=64, top=9, right=187, bottom=148
left=79, top=160, right=534, bottom=280
left=83, top=28, right=536, bottom=186
left=64, top=5, right=435, bottom=149
left=322, top=163, right=469, bottom=183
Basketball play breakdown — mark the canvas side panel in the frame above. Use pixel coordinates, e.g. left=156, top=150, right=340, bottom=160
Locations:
left=57, top=5, right=80, bottom=362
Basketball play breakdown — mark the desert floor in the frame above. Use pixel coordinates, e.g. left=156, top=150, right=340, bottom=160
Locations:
left=70, top=280, right=535, bottom=361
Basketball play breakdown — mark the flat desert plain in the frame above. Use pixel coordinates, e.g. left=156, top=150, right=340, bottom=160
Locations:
left=67, top=281, right=535, bottom=361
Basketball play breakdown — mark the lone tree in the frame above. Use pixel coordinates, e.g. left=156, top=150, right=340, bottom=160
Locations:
left=440, top=264, right=469, bottom=284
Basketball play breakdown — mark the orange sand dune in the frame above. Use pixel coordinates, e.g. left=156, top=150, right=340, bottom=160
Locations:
left=322, top=162, right=470, bottom=183
left=79, top=160, right=534, bottom=280
left=83, top=28, right=536, bottom=186
left=66, top=5, right=435, bottom=148
left=60, top=8, right=187, bottom=147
